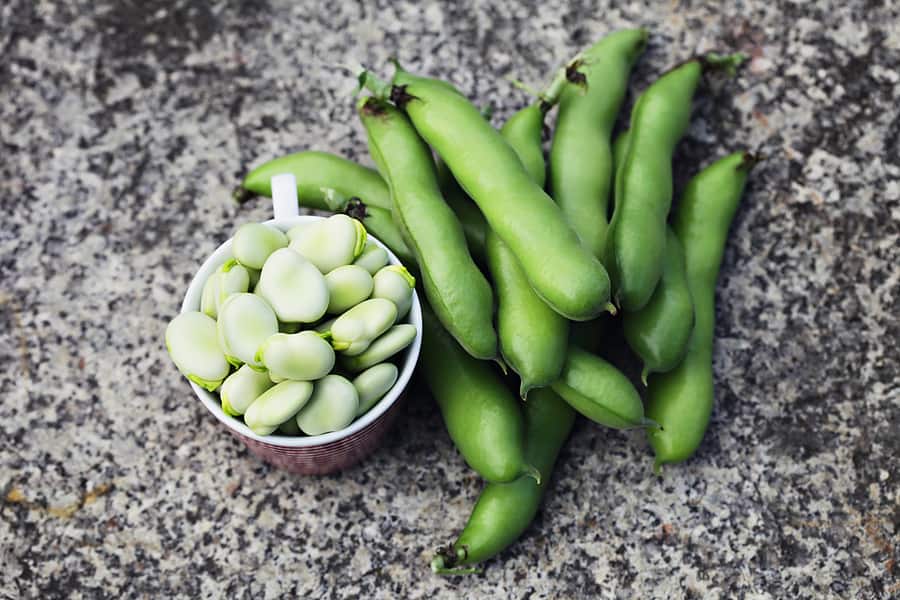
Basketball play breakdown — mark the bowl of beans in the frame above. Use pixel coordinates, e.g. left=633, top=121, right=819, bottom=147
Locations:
left=166, top=176, right=422, bottom=475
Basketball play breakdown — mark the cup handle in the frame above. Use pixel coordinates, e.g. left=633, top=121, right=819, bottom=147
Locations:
left=270, top=173, right=300, bottom=221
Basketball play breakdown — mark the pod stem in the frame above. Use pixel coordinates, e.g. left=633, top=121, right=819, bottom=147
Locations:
left=506, top=65, right=568, bottom=112
left=522, top=463, right=542, bottom=486
left=640, top=366, right=650, bottom=387
left=430, top=555, right=481, bottom=576
left=739, top=151, right=763, bottom=172
left=355, top=66, right=393, bottom=100
left=233, top=186, right=254, bottom=204
left=344, top=197, right=368, bottom=221
left=605, top=302, right=618, bottom=316
left=701, top=52, right=748, bottom=77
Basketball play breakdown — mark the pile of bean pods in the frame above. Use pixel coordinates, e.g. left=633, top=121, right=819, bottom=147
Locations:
left=229, top=28, right=757, bottom=574
left=166, top=214, right=418, bottom=436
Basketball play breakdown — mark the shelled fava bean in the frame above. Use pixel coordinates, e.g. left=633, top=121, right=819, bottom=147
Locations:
left=165, top=214, right=417, bottom=436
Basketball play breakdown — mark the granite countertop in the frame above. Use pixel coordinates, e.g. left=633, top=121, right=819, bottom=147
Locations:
left=1, top=1, right=897, bottom=598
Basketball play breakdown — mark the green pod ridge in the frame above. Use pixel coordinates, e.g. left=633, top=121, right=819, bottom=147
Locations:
left=237, top=150, right=393, bottom=211
left=550, top=29, right=648, bottom=260
left=606, top=52, right=746, bottom=311
left=430, top=387, right=576, bottom=575
left=488, top=102, right=569, bottom=398
left=646, top=151, right=756, bottom=467
left=550, top=345, right=646, bottom=429
left=359, top=97, right=497, bottom=360
left=612, top=130, right=630, bottom=175
left=421, top=306, right=539, bottom=484
left=623, top=226, right=694, bottom=384
left=435, top=155, right=487, bottom=264
left=498, top=103, right=548, bottom=187
left=386, top=68, right=612, bottom=321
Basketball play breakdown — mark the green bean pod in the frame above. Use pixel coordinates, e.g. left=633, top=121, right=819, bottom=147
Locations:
left=386, top=67, right=612, bottom=320
left=646, top=152, right=756, bottom=467
left=237, top=150, right=392, bottom=211
left=235, top=151, right=414, bottom=264
left=612, top=130, right=630, bottom=174
left=430, top=387, right=575, bottom=575
left=487, top=102, right=569, bottom=398
left=443, top=186, right=487, bottom=264
left=359, top=97, right=497, bottom=360
left=549, top=29, right=647, bottom=259
left=623, top=226, right=694, bottom=384
left=420, top=306, right=538, bottom=484
left=551, top=345, right=647, bottom=429
left=606, top=53, right=746, bottom=311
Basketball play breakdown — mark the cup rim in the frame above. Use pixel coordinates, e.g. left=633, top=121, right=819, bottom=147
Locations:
left=180, top=214, right=422, bottom=448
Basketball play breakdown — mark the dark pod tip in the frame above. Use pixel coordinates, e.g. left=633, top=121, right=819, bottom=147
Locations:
left=564, top=61, right=587, bottom=87
left=739, top=151, right=763, bottom=171
left=389, top=84, right=417, bottom=109
left=343, top=197, right=368, bottom=220
left=233, top=186, right=254, bottom=204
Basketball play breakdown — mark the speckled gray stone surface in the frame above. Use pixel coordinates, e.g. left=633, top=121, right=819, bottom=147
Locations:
left=1, top=1, right=898, bottom=598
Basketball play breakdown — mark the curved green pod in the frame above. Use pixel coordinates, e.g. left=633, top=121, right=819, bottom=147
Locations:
left=623, top=226, right=694, bottom=383
left=359, top=97, right=497, bottom=360
left=551, top=344, right=646, bottom=429
left=237, top=150, right=393, bottom=211
left=606, top=53, right=746, bottom=311
left=434, top=161, right=487, bottom=264
left=611, top=130, right=630, bottom=174
left=549, top=29, right=647, bottom=259
left=646, top=151, right=756, bottom=467
left=487, top=101, right=569, bottom=397
left=430, top=387, right=575, bottom=575
left=235, top=151, right=414, bottom=264
left=386, top=67, right=612, bottom=320
left=420, top=306, right=538, bottom=484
